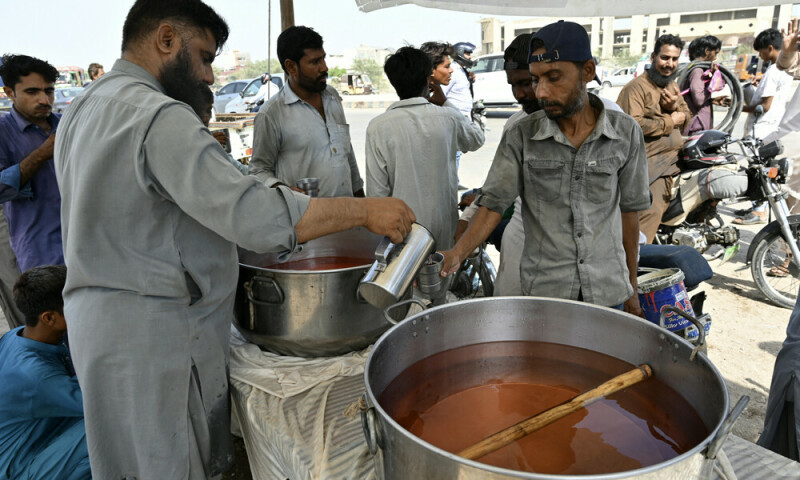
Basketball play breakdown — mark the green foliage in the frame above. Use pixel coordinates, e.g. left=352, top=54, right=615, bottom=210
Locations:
left=351, top=58, right=386, bottom=88
left=734, top=42, right=754, bottom=57
left=602, top=52, right=641, bottom=69
left=225, top=59, right=283, bottom=82
left=329, top=67, right=348, bottom=80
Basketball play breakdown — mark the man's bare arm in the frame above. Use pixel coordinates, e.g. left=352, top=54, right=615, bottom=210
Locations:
left=19, top=134, right=55, bottom=187
left=621, top=211, right=645, bottom=318
left=295, top=196, right=415, bottom=245
left=743, top=95, right=775, bottom=114
left=440, top=205, right=502, bottom=277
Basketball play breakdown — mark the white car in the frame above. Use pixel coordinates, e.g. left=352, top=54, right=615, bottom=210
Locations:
left=224, top=73, right=284, bottom=114
left=471, top=54, right=517, bottom=108
left=602, top=66, right=636, bottom=88
left=213, top=79, right=251, bottom=113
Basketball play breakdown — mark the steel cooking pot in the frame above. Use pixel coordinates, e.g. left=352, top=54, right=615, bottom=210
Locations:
left=362, top=297, right=745, bottom=479
left=234, top=227, right=409, bottom=357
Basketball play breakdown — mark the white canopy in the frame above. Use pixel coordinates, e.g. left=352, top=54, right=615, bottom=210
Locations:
left=355, top=0, right=779, bottom=17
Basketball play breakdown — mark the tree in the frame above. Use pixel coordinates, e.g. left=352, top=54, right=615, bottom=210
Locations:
left=329, top=67, right=347, bottom=80
left=603, top=52, right=642, bottom=70
left=225, top=59, right=283, bottom=81
left=351, top=58, right=385, bottom=88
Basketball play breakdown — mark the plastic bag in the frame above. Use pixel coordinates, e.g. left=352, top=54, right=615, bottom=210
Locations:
left=708, top=68, right=726, bottom=92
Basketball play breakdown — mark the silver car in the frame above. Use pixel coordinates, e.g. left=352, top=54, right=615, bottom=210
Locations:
left=601, top=66, right=636, bottom=88
left=213, top=79, right=250, bottom=113
left=53, top=87, right=84, bottom=113
left=224, top=74, right=284, bottom=114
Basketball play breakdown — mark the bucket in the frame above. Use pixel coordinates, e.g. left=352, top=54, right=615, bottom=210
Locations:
left=637, top=268, right=698, bottom=338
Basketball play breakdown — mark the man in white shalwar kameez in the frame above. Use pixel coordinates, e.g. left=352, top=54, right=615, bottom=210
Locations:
left=53, top=2, right=415, bottom=479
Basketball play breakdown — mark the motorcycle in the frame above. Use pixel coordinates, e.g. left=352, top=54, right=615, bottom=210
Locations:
left=450, top=188, right=498, bottom=298
left=656, top=115, right=798, bottom=308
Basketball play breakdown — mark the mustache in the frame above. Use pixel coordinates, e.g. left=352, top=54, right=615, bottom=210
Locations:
left=647, top=67, right=678, bottom=88
left=539, top=100, right=563, bottom=109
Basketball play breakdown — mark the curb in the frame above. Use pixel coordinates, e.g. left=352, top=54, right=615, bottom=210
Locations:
left=341, top=100, right=392, bottom=109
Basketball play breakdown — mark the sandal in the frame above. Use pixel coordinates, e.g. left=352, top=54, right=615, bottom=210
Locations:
left=733, top=212, right=767, bottom=225
left=767, top=264, right=791, bottom=277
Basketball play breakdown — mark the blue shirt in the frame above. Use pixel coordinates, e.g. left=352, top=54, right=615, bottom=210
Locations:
left=0, top=327, right=87, bottom=480
left=0, top=108, right=63, bottom=272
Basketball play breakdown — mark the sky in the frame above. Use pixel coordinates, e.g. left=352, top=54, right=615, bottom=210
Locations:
left=4, top=1, right=799, bottom=72
left=1, top=0, right=511, bottom=71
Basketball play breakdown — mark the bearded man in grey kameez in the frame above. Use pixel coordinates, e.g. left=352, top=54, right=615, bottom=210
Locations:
left=53, top=2, right=415, bottom=478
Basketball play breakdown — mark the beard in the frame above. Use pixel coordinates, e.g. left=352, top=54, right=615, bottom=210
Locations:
left=647, top=66, right=678, bottom=88
left=520, top=97, right=540, bottom=115
left=297, top=69, right=328, bottom=93
left=160, top=47, right=213, bottom=117
left=539, top=79, right=586, bottom=120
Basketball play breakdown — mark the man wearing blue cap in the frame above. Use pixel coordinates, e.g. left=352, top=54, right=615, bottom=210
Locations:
left=441, top=20, right=651, bottom=316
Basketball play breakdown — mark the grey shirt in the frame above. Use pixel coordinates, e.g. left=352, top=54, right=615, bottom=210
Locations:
left=365, top=98, right=484, bottom=249
left=54, top=59, right=310, bottom=478
left=477, top=94, right=650, bottom=306
left=249, top=84, right=363, bottom=197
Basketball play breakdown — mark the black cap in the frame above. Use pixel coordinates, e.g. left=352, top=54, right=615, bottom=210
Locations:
left=504, top=33, right=533, bottom=71
left=529, top=20, right=592, bottom=64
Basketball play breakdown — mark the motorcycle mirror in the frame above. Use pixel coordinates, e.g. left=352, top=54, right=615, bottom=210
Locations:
left=752, top=104, right=765, bottom=140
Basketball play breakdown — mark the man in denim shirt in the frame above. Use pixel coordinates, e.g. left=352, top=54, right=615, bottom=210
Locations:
left=441, top=21, right=650, bottom=315
left=0, top=55, right=63, bottom=274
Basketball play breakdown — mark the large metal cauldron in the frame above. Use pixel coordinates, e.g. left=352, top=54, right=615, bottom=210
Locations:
left=234, top=228, right=407, bottom=357
left=363, top=297, right=741, bottom=479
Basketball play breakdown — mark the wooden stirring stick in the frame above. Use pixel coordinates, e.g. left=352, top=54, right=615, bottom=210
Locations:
left=458, top=364, right=654, bottom=461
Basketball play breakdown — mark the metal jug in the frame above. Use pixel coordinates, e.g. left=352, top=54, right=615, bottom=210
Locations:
left=358, top=223, right=436, bottom=309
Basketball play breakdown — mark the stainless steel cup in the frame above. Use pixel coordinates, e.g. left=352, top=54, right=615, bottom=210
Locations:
left=416, top=252, right=444, bottom=296
left=358, top=223, right=436, bottom=309
left=296, top=177, right=320, bottom=197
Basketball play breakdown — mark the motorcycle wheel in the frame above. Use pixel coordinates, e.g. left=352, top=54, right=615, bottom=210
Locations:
left=751, top=229, right=800, bottom=309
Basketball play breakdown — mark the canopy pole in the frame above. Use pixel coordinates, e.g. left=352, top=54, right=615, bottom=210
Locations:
left=280, top=0, right=295, bottom=31
left=267, top=0, right=273, bottom=96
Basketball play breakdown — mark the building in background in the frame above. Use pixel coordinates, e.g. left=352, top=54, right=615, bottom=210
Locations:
left=215, top=50, right=252, bottom=71
left=326, top=44, right=394, bottom=71
left=479, top=5, right=794, bottom=60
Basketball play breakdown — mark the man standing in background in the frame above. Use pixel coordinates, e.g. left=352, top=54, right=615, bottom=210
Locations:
left=366, top=46, right=484, bottom=250
left=617, top=34, right=692, bottom=242
left=445, top=41, right=476, bottom=190
left=733, top=28, right=793, bottom=225
left=0, top=55, right=63, bottom=273
left=250, top=26, right=364, bottom=197
left=84, top=63, right=104, bottom=87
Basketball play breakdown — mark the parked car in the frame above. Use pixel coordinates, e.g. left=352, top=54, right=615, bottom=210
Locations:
left=224, top=73, right=284, bottom=114
left=602, top=66, right=635, bottom=87
left=471, top=54, right=516, bottom=108
left=214, top=79, right=250, bottom=113
left=53, top=87, right=84, bottom=113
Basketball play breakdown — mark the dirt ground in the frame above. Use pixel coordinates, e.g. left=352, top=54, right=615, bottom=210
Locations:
left=693, top=204, right=796, bottom=443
